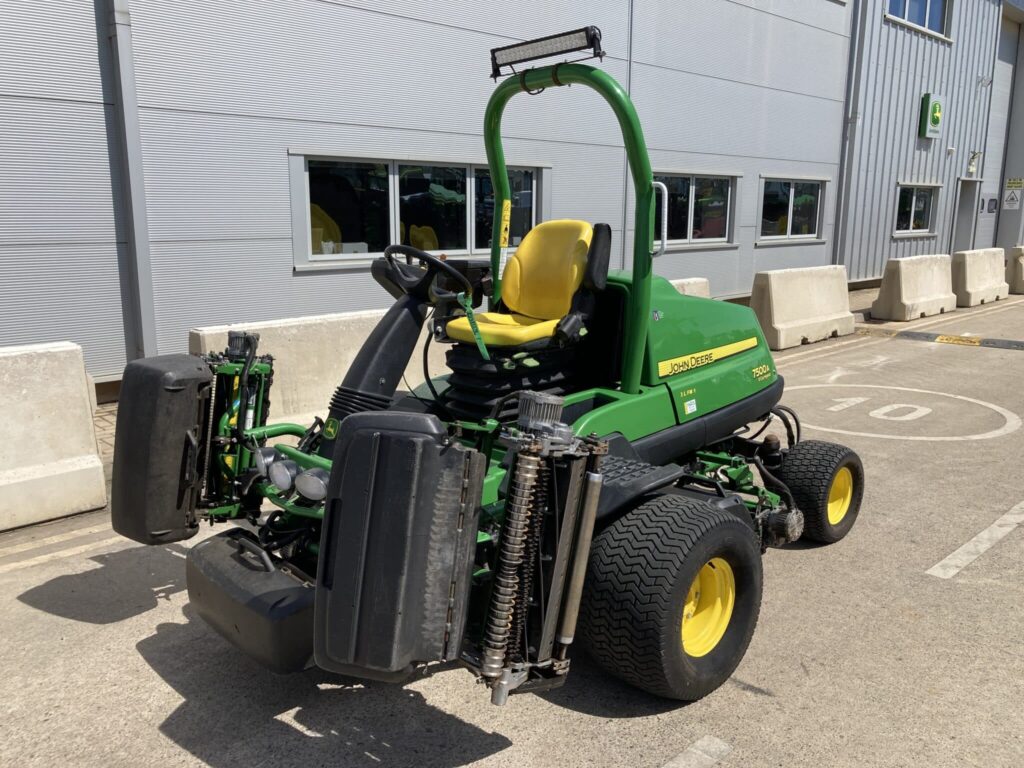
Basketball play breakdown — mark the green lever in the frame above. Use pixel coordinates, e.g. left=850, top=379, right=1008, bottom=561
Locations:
left=457, top=292, right=490, bottom=361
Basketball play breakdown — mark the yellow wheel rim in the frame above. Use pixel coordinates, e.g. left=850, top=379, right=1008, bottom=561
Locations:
left=681, top=557, right=735, bottom=658
left=827, top=466, right=854, bottom=525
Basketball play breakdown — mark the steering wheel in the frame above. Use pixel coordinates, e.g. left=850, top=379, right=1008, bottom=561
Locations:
left=383, top=244, right=473, bottom=303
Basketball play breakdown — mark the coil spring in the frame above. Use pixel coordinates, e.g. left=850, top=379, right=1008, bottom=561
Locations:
left=507, top=461, right=548, bottom=662
left=481, top=450, right=540, bottom=678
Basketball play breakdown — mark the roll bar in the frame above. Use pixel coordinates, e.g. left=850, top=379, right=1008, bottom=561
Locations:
left=483, top=63, right=655, bottom=394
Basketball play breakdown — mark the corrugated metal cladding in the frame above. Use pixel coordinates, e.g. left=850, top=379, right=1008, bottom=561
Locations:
left=0, top=1, right=128, bottom=376
left=838, top=0, right=1004, bottom=281
left=127, top=0, right=852, bottom=355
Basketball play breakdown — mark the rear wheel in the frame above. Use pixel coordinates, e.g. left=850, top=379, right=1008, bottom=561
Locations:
left=580, top=495, right=762, bottom=701
left=776, top=440, right=864, bottom=544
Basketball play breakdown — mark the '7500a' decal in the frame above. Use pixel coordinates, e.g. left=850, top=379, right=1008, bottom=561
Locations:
left=657, top=337, right=758, bottom=377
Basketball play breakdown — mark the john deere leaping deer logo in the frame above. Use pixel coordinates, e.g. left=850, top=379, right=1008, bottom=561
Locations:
left=930, top=101, right=942, bottom=127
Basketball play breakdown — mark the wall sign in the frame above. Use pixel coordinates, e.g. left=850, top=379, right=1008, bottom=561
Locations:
left=1005, top=189, right=1022, bottom=211
left=919, top=93, right=944, bottom=139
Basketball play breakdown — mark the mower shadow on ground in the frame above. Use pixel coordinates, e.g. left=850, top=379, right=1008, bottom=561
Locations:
left=136, top=605, right=512, bottom=768
left=538, top=651, right=688, bottom=719
left=16, top=543, right=187, bottom=624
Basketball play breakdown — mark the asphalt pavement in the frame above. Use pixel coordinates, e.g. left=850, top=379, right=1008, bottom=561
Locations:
left=2, top=296, right=1023, bottom=767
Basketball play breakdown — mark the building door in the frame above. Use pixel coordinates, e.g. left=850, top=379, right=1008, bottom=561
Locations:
left=976, top=17, right=1020, bottom=248
left=951, top=180, right=981, bottom=254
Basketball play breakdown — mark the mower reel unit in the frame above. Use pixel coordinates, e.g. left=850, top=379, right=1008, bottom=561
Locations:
left=110, top=28, right=864, bottom=705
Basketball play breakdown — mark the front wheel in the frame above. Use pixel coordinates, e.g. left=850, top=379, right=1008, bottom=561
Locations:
left=580, top=495, right=763, bottom=701
left=776, top=440, right=864, bottom=544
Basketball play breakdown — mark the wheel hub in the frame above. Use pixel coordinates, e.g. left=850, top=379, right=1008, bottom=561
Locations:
left=827, top=466, right=854, bottom=525
left=681, top=557, right=735, bottom=657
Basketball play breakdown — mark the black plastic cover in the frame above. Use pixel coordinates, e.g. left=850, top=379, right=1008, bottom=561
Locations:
left=187, top=529, right=315, bottom=674
left=111, top=354, right=212, bottom=544
left=313, top=412, right=484, bottom=680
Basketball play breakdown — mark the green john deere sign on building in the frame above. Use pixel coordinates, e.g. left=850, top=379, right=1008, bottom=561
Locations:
left=920, top=93, right=944, bottom=139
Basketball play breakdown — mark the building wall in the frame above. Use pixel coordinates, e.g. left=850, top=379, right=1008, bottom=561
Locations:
left=126, top=0, right=852, bottom=358
left=837, top=0, right=1003, bottom=281
left=0, top=1, right=128, bottom=375
left=977, top=14, right=1020, bottom=248
left=996, top=5, right=1024, bottom=250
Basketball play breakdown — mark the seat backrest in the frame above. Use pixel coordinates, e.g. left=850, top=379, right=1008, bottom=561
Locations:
left=501, top=220, right=593, bottom=320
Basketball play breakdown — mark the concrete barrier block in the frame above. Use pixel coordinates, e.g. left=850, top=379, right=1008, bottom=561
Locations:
left=0, top=342, right=107, bottom=531
left=670, top=277, right=711, bottom=298
left=750, top=265, right=855, bottom=351
left=1007, top=246, right=1024, bottom=294
left=952, top=248, right=1010, bottom=307
left=190, top=311, right=448, bottom=423
left=870, top=254, right=957, bottom=321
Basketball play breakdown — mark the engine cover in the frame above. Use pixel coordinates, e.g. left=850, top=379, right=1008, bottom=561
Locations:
left=313, top=412, right=484, bottom=680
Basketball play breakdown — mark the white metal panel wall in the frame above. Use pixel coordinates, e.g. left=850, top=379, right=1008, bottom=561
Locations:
left=129, top=0, right=633, bottom=353
left=0, top=0, right=127, bottom=375
left=627, top=0, right=851, bottom=296
left=996, top=20, right=1024, bottom=250
left=976, top=17, right=1019, bottom=248
left=838, top=0, right=1003, bottom=280
left=129, top=0, right=853, bottom=347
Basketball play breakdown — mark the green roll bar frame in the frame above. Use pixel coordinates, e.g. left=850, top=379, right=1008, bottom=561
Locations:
left=484, top=63, right=655, bottom=394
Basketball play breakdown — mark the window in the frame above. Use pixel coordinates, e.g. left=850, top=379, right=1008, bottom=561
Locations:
left=895, top=186, right=936, bottom=233
left=399, top=165, right=467, bottom=250
left=653, top=174, right=732, bottom=244
left=887, top=0, right=948, bottom=36
left=308, top=160, right=389, bottom=255
left=760, top=180, right=822, bottom=239
left=474, top=168, right=534, bottom=250
left=295, top=156, right=537, bottom=265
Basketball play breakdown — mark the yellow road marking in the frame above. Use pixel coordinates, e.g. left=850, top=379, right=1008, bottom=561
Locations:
left=935, top=334, right=981, bottom=346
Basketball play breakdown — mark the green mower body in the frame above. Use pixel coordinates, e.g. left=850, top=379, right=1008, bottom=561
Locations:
left=110, top=34, right=862, bottom=706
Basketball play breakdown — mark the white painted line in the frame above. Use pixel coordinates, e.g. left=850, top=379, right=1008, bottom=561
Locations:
left=788, top=384, right=1022, bottom=442
left=926, top=501, right=1024, bottom=579
left=662, top=736, right=733, bottom=768
left=779, top=297, right=1024, bottom=368
left=0, top=536, right=125, bottom=576
left=0, top=524, right=110, bottom=558
left=775, top=335, right=873, bottom=365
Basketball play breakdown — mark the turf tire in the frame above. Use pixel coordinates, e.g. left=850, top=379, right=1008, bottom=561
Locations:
left=580, top=495, right=762, bottom=701
left=776, top=440, right=863, bottom=544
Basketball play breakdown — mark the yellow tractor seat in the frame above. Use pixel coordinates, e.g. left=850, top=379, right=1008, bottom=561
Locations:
left=447, top=219, right=608, bottom=347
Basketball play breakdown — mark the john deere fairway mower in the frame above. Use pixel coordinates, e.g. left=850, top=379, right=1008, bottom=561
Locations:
left=111, top=28, right=864, bottom=705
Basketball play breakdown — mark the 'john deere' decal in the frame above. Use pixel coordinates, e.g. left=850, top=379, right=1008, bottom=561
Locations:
left=323, top=417, right=340, bottom=440
left=658, top=337, right=758, bottom=378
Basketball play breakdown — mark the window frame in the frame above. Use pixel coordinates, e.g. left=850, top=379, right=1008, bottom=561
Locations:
left=651, top=172, right=736, bottom=248
left=288, top=149, right=546, bottom=271
left=884, top=0, right=953, bottom=42
left=893, top=183, right=941, bottom=237
left=757, top=176, right=827, bottom=242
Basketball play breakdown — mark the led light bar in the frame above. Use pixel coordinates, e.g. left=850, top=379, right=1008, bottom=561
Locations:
left=491, top=27, right=604, bottom=79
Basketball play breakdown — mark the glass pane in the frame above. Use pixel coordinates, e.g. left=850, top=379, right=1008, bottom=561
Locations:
left=398, top=165, right=467, bottom=250
left=791, top=182, right=820, bottom=237
left=912, top=188, right=933, bottom=231
left=307, top=159, right=389, bottom=255
left=654, top=175, right=690, bottom=241
left=927, top=0, right=945, bottom=33
left=907, top=0, right=927, bottom=26
left=760, top=181, right=791, bottom=237
left=474, top=169, right=533, bottom=250
left=896, top=187, right=914, bottom=231
left=888, top=0, right=907, bottom=15
left=692, top=177, right=730, bottom=240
